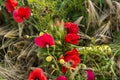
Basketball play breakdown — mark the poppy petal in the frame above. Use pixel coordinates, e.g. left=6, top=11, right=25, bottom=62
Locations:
left=13, top=9, right=24, bottom=23
left=56, top=75, right=68, bottom=80
left=85, top=69, right=95, bottom=80
left=28, top=68, right=47, bottom=80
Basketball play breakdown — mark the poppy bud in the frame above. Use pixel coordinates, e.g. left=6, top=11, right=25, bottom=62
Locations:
left=59, top=59, right=65, bottom=64
left=46, top=56, right=53, bottom=62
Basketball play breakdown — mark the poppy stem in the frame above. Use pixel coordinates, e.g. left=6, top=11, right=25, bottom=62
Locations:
left=52, top=46, right=60, bottom=71
left=46, top=45, right=60, bottom=72
left=18, top=23, right=24, bottom=38
left=23, top=0, right=29, bottom=6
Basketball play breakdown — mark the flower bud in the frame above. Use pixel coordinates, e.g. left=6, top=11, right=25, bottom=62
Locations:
left=46, top=56, right=53, bottom=62
left=39, top=32, right=44, bottom=36
left=56, top=40, right=62, bottom=45
left=25, top=35, right=30, bottom=38
left=59, top=59, right=65, bottom=64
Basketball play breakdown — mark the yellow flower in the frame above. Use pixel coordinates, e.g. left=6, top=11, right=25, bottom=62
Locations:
left=46, top=56, right=53, bottom=62
left=59, top=59, right=65, bottom=64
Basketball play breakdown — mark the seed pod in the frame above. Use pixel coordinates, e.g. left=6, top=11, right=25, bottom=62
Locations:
left=59, top=59, right=65, bottom=64
left=46, top=56, right=53, bottom=62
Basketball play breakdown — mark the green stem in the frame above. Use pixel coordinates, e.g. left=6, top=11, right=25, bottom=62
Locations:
left=25, top=19, right=39, bottom=31
left=18, top=23, right=24, bottom=38
left=47, top=45, right=60, bottom=71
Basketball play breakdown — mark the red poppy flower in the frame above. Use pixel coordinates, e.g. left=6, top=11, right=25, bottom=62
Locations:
left=65, top=33, right=80, bottom=45
left=85, top=69, right=95, bottom=80
left=13, top=7, right=31, bottom=23
left=56, top=75, right=68, bottom=80
left=61, top=48, right=80, bottom=73
left=28, top=68, right=47, bottom=80
left=35, top=33, right=55, bottom=48
left=64, top=22, right=72, bottom=28
left=5, top=0, right=18, bottom=13
left=64, top=22, right=79, bottom=34
left=62, top=66, right=68, bottom=73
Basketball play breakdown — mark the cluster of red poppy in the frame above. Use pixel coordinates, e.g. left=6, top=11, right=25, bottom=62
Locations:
left=5, top=0, right=31, bottom=23
left=60, top=22, right=80, bottom=73
left=34, top=22, right=81, bottom=80
left=64, top=22, right=80, bottom=44
left=27, top=68, right=95, bottom=80
left=35, top=22, right=80, bottom=48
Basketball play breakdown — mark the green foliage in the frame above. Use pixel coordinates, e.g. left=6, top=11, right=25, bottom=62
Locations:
left=28, top=0, right=57, bottom=31
left=57, top=0, right=86, bottom=22
left=110, top=30, right=120, bottom=55
left=28, top=0, right=87, bottom=32
left=0, top=0, right=5, bottom=7
left=95, top=0, right=106, bottom=8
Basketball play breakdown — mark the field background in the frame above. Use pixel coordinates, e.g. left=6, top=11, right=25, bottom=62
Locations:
left=0, top=0, right=120, bottom=80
